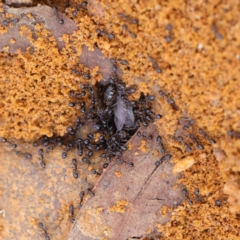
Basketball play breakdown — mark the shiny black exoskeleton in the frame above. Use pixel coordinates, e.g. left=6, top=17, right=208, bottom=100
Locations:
left=103, top=84, right=117, bottom=107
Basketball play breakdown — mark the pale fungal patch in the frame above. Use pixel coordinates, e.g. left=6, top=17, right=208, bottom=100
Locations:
left=173, top=156, right=195, bottom=173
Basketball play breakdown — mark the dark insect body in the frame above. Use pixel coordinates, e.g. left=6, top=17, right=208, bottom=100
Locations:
left=194, top=188, right=201, bottom=202
left=116, top=158, right=134, bottom=167
left=24, top=153, right=32, bottom=159
left=155, top=154, right=172, bottom=167
left=227, top=130, right=240, bottom=139
left=199, top=128, right=216, bottom=144
left=77, top=191, right=85, bottom=209
left=215, top=200, right=221, bottom=206
left=91, top=169, right=101, bottom=176
left=69, top=204, right=75, bottom=223
left=38, top=149, right=46, bottom=168
left=137, top=132, right=152, bottom=140
left=87, top=188, right=95, bottom=197
left=156, top=135, right=166, bottom=154
left=38, top=222, right=50, bottom=240
left=182, top=189, right=193, bottom=205
left=190, top=134, right=204, bottom=150
left=72, top=159, right=78, bottom=179
left=52, top=5, right=64, bottom=24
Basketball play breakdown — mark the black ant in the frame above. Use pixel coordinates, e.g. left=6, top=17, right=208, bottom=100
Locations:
left=194, top=188, right=201, bottom=202
left=62, top=141, right=74, bottom=159
left=116, top=158, right=134, bottom=167
left=227, top=130, right=240, bottom=139
left=72, top=1, right=88, bottom=17
left=2, top=18, right=19, bottom=27
left=1, top=137, right=17, bottom=148
left=24, top=152, right=32, bottom=159
left=46, top=0, right=64, bottom=24
left=87, top=188, right=95, bottom=197
left=103, top=163, right=109, bottom=168
left=8, top=141, right=17, bottom=148
left=176, top=136, right=192, bottom=152
left=82, top=157, right=91, bottom=165
left=182, top=189, right=193, bottom=205
left=199, top=129, right=216, bottom=144
left=137, top=131, right=153, bottom=140
left=77, top=191, right=85, bottom=209
left=1, top=137, right=7, bottom=143
left=38, top=222, right=50, bottom=240
left=189, top=134, right=204, bottom=150
left=183, top=119, right=194, bottom=130
left=72, top=159, right=78, bottom=179
left=38, top=149, right=46, bottom=168
left=149, top=56, right=161, bottom=73
left=215, top=200, right=222, bottom=206
left=155, top=154, right=172, bottom=167
left=158, top=90, right=178, bottom=110
left=91, top=169, right=101, bottom=176
left=69, top=204, right=75, bottom=223
left=156, top=135, right=166, bottom=154
left=96, top=29, right=115, bottom=40
left=16, top=151, right=22, bottom=156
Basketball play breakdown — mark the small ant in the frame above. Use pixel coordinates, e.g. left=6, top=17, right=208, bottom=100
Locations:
left=103, top=163, right=109, bottom=168
left=38, top=222, right=50, bottom=240
left=155, top=154, right=172, bottom=166
left=227, top=130, right=240, bottom=139
left=62, top=141, right=73, bottom=159
left=24, top=152, right=32, bottom=159
left=82, top=157, right=91, bottom=165
left=2, top=18, right=19, bottom=27
left=96, top=29, right=115, bottom=40
left=183, top=119, right=194, bottom=130
left=67, top=126, right=75, bottom=135
left=199, top=129, right=216, bottom=144
left=118, top=59, right=128, bottom=65
left=182, top=189, right=193, bottom=205
left=1, top=137, right=7, bottom=143
left=116, top=158, right=134, bottom=167
left=77, top=191, right=85, bottom=209
left=176, top=136, right=192, bottom=152
left=46, top=146, right=54, bottom=153
left=69, top=204, right=75, bottom=223
left=190, top=134, right=204, bottom=150
left=156, top=135, right=166, bottom=154
left=87, top=188, right=95, bottom=197
left=16, top=151, right=22, bottom=156
left=91, top=169, right=101, bottom=176
left=38, top=149, right=46, bottom=168
left=72, top=1, right=88, bottom=17
left=51, top=4, right=64, bottom=24
left=158, top=90, right=177, bottom=110
left=149, top=56, right=161, bottom=73
left=8, top=141, right=17, bottom=148
left=215, top=200, right=221, bottom=206
left=1, top=137, right=17, bottom=148
left=72, top=159, right=78, bottom=179
left=194, top=188, right=201, bottom=202
left=137, top=131, right=153, bottom=140
left=88, top=150, right=93, bottom=157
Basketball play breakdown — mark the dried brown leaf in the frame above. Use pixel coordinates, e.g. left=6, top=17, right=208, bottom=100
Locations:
left=67, top=123, right=184, bottom=240
left=80, top=45, right=122, bottom=81
left=0, top=5, right=77, bottom=53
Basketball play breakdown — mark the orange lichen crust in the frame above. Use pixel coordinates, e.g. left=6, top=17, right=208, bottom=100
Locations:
left=137, top=139, right=148, bottom=153
left=157, top=150, right=240, bottom=239
left=109, top=200, right=128, bottom=213
left=114, top=171, right=122, bottom=178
